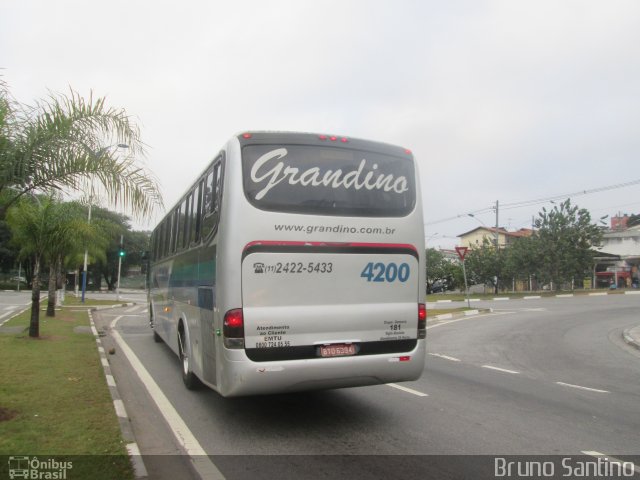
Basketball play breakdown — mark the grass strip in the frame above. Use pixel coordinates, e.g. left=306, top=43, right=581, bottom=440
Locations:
left=0, top=306, right=133, bottom=479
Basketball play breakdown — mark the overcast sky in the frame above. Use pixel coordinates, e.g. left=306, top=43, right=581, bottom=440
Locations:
left=2, top=0, right=639, bottom=247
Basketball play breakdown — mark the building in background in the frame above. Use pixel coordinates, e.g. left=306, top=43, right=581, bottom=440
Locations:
left=596, top=219, right=640, bottom=288
left=457, top=227, right=533, bottom=249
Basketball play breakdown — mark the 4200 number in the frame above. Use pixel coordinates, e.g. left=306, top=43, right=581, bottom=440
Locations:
left=360, top=262, right=410, bottom=283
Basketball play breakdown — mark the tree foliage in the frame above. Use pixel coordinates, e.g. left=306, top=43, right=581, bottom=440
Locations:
left=426, top=248, right=463, bottom=292
left=6, top=196, right=70, bottom=336
left=0, top=80, right=163, bottom=218
left=532, top=199, right=603, bottom=289
left=464, top=199, right=603, bottom=292
left=465, top=238, right=504, bottom=292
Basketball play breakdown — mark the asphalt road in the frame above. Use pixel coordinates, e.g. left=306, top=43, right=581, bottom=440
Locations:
left=0, top=291, right=31, bottom=327
left=91, top=294, right=640, bottom=479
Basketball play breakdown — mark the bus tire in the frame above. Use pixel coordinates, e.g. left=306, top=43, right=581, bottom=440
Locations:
left=153, top=330, right=162, bottom=343
left=178, top=326, right=200, bottom=390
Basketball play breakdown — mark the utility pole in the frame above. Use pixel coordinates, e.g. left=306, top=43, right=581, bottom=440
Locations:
left=494, top=200, right=499, bottom=247
left=494, top=200, right=499, bottom=294
left=116, top=235, right=124, bottom=301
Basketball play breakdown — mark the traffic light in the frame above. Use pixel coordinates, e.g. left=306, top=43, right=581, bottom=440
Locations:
left=118, top=241, right=125, bottom=258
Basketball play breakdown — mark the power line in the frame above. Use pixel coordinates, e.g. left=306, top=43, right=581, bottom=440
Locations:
left=425, top=178, right=640, bottom=226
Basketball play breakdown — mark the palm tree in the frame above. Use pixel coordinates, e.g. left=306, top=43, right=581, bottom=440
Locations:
left=6, top=196, right=65, bottom=336
left=0, top=82, right=162, bottom=218
left=1, top=80, right=163, bottom=334
left=43, top=201, right=105, bottom=317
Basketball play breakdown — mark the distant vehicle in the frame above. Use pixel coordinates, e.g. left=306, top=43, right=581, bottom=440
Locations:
left=148, top=131, right=426, bottom=397
left=430, top=282, right=446, bottom=293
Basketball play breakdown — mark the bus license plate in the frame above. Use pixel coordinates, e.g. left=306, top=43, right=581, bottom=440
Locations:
left=319, top=344, right=356, bottom=358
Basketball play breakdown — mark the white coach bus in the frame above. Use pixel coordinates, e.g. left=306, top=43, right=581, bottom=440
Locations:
left=148, top=131, right=426, bottom=397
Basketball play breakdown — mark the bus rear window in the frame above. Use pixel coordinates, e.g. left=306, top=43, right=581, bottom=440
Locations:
left=242, top=145, right=416, bottom=217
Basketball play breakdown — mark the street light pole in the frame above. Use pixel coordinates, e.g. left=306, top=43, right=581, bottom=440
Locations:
left=81, top=143, right=129, bottom=303
left=81, top=197, right=92, bottom=303
left=116, top=235, right=123, bottom=301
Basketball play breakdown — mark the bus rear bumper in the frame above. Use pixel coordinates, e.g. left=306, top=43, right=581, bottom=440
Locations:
left=218, top=339, right=426, bottom=397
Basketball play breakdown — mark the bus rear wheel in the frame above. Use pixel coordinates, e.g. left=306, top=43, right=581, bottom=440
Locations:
left=178, top=328, right=200, bottom=390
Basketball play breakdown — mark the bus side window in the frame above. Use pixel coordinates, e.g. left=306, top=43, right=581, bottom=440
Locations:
left=158, top=222, right=165, bottom=259
left=164, top=214, right=172, bottom=257
left=172, top=206, right=180, bottom=253
left=177, top=200, right=186, bottom=250
left=201, top=162, right=220, bottom=239
left=184, top=193, right=193, bottom=248
left=213, top=162, right=221, bottom=215
left=150, top=231, right=157, bottom=262
left=192, top=181, right=203, bottom=244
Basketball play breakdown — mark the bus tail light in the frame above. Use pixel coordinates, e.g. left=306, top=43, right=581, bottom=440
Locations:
left=418, top=303, right=426, bottom=339
left=223, top=308, right=245, bottom=348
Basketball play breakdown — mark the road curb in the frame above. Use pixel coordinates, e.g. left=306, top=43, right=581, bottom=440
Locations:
left=90, top=302, right=136, bottom=311
left=622, top=327, right=640, bottom=352
left=87, top=309, right=148, bottom=479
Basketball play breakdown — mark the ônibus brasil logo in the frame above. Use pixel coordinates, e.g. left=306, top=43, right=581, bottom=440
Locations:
left=8, top=456, right=72, bottom=479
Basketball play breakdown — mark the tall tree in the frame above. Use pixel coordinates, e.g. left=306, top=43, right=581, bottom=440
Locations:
left=426, top=248, right=463, bottom=293
left=503, top=236, right=540, bottom=289
left=6, top=196, right=66, bottom=336
left=533, top=199, right=603, bottom=290
left=0, top=82, right=162, bottom=218
left=43, top=201, right=103, bottom=317
left=466, top=238, right=505, bottom=293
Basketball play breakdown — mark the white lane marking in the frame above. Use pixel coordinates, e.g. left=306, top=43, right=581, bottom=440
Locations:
left=386, top=383, right=429, bottom=397
left=463, top=309, right=480, bottom=316
left=482, top=365, right=520, bottom=375
left=436, top=299, right=452, bottom=303
left=101, top=358, right=110, bottom=367
left=556, top=294, right=574, bottom=298
left=429, top=353, right=461, bottom=362
left=493, top=297, right=510, bottom=301
left=555, top=382, right=609, bottom=393
left=427, top=311, right=509, bottom=330
left=0, top=311, right=14, bottom=321
left=581, top=451, right=640, bottom=474
left=124, top=306, right=140, bottom=313
left=110, top=317, right=225, bottom=479
left=523, top=296, right=541, bottom=300
left=625, top=291, right=640, bottom=295
left=588, top=292, right=608, bottom=296
left=141, top=309, right=148, bottom=314
left=3, top=306, right=14, bottom=310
